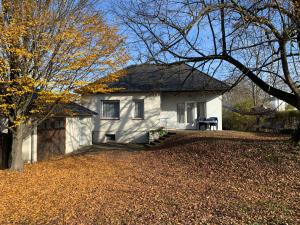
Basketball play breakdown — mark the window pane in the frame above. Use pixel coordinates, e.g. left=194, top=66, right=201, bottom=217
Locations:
left=102, top=101, right=120, bottom=118
left=197, top=102, right=206, bottom=119
left=134, top=100, right=144, bottom=118
left=59, top=119, right=65, bottom=128
left=187, top=103, right=196, bottom=123
left=54, top=121, right=60, bottom=129
left=177, top=103, right=185, bottom=123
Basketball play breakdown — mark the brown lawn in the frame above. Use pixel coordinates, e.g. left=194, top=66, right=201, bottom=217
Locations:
left=0, top=131, right=299, bottom=224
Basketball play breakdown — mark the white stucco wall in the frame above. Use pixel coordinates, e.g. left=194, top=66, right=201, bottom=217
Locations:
left=22, top=127, right=37, bottom=163
left=22, top=134, right=31, bottom=162
left=206, top=95, right=222, bottom=130
left=160, top=92, right=223, bottom=130
left=81, top=92, right=161, bottom=143
left=65, top=117, right=93, bottom=154
left=271, top=99, right=287, bottom=111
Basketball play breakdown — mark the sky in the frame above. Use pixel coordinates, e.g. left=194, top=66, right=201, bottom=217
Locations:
left=93, top=0, right=290, bottom=85
left=95, top=0, right=238, bottom=82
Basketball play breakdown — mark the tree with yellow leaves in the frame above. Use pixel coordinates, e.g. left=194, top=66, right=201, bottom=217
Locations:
left=0, top=0, right=128, bottom=171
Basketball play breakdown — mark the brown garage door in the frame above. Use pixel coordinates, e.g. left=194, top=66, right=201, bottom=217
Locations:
left=37, top=118, right=66, bottom=161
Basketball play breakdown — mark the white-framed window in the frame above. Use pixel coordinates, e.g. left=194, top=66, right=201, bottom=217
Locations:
left=39, top=118, right=65, bottom=130
left=177, top=102, right=206, bottom=124
left=197, top=102, right=206, bottom=119
left=186, top=102, right=196, bottom=123
left=102, top=100, right=120, bottom=119
left=133, top=100, right=144, bottom=119
left=177, top=103, right=185, bottom=123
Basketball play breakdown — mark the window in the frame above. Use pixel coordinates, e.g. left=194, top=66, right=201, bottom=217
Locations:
left=105, top=134, right=116, bottom=142
left=133, top=100, right=144, bottom=119
left=39, top=119, right=65, bottom=130
left=102, top=100, right=120, bottom=119
left=39, top=121, right=47, bottom=129
left=197, top=102, right=206, bottom=119
left=54, top=120, right=60, bottom=129
left=177, top=103, right=185, bottom=123
left=187, top=102, right=196, bottom=123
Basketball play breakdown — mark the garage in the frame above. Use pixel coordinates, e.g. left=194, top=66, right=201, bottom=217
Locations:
left=36, top=103, right=97, bottom=161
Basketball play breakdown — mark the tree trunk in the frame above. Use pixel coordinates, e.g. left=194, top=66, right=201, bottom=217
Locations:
left=10, top=124, right=24, bottom=171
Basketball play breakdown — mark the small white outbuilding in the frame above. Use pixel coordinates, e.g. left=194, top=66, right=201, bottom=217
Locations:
left=0, top=103, right=96, bottom=167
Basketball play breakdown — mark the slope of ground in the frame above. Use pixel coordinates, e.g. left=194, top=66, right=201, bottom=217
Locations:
left=0, top=131, right=299, bottom=224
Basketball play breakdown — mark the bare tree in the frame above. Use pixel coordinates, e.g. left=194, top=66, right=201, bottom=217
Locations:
left=114, top=0, right=300, bottom=141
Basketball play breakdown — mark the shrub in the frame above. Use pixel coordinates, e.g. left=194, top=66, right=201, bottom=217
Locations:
left=223, top=101, right=257, bottom=131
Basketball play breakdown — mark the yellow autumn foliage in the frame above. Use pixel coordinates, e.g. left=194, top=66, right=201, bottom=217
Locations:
left=0, top=0, right=129, bottom=128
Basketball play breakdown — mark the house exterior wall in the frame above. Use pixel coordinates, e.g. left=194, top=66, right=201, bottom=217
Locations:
left=160, top=92, right=223, bottom=130
left=81, top=92, right=161, bottom=143
left=65, top=117, right=93, bottom=153
left=271, top=98, right=287, bottom=111
left=22, top=134, right=32, bottom=162
left=206, top=95, right=222, bottom=130
left=22, top=127, right=37, bottom=163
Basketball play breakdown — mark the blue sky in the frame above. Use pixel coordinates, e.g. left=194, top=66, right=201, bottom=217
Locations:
left=94, top=1, right=247, bottom=82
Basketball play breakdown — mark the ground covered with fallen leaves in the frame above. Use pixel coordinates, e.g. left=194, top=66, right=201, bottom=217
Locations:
left=0, top=131, right=299, bottom=224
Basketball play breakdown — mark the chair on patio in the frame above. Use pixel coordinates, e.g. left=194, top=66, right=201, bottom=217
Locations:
left=197, top=117, right=209, bottom=130
left=206, top=117, right=218, bottom=130
left=197, top=117, right=219, bottom=130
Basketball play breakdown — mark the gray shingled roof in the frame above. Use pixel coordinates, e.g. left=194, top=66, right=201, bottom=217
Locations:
left=109, top=64, right=229, bottom=93
left=52, top=102, right=97, bottom=117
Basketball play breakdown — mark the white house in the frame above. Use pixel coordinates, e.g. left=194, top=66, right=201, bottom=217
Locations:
left=81, top=63, right=228, bottom=143
left=267, top=96, right=288, bottom=111
left=1, top=63, right=228, bottom=167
